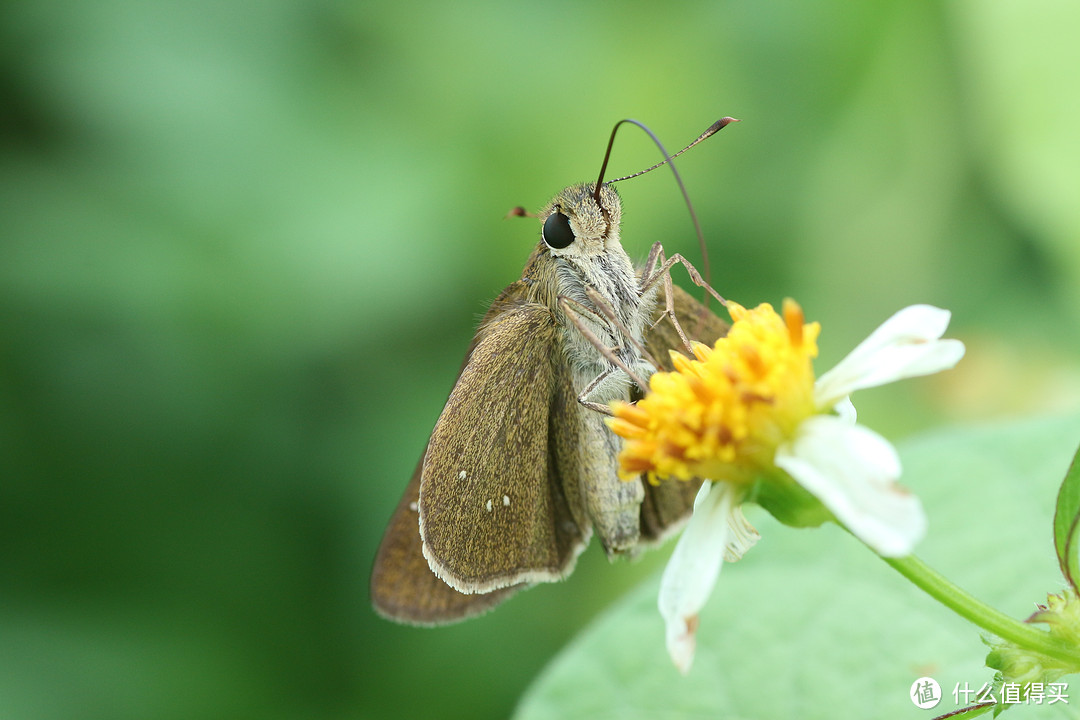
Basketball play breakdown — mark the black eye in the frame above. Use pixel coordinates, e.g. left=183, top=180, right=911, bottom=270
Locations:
left=542, top=211, right=575, bottom=249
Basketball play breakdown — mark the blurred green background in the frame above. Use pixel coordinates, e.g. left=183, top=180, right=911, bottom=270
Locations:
left=2, top=1, right=1079, bottom=719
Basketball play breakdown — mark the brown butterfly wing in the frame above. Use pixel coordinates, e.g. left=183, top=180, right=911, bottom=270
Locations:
left=638, top=284, right=730, bottom=544
left=419, top=301, right=589, bottom=594
left=371, top=283, right=535, bottom=625
left=371, top=455, right=519, bottom=625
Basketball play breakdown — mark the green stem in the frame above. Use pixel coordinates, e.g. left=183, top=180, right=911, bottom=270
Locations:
left=884, top=554, right=1080, bottom=667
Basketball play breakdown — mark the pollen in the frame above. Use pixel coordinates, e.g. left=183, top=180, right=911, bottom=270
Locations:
left=609, top=300, right=820, bottom=484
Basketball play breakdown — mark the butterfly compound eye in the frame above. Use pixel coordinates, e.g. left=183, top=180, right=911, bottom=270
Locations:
left=542, top=211, right=576, bottom=249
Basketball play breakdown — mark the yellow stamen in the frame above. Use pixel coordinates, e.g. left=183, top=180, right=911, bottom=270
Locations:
left=783, top=297, right=804, bottom=347
left=608, top=300, right=821, bottom=485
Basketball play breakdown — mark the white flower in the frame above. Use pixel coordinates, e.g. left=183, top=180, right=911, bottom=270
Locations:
left=611, top=301, right=965, bottom=672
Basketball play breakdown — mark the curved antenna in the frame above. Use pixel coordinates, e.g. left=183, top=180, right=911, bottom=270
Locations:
left=592, top=117, right=739, bottom=296
left=608, top=117, right=737, bottom=184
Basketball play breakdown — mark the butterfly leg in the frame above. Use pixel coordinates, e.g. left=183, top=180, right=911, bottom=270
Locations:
left=574, top=368, right=620, bottom=416
left=639, top=241, right=726, bottom=305
left=638, top=242, right=727, bottom=354
left=558, top=295, right=651, bottom=409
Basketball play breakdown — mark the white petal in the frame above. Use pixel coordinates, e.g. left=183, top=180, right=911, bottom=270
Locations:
left=691, top=477, right=715, bottom=511
left=833, top=395, right=857, bottom=424
left=658, top=482, right=736, bottom=674
left=775, top=415, right=926, bottom=557
left=724, top=506, right=760, bottom=562
left=814, top=305, right=965, bottom=408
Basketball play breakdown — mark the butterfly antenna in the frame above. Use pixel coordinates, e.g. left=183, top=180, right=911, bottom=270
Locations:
left=592, top=117, right=738, bottom=298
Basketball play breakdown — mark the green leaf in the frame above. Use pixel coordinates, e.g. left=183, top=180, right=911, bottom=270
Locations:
left=515, top=415, right=1080, bottom=719
left=1053, top=443, right=1080, bottom=593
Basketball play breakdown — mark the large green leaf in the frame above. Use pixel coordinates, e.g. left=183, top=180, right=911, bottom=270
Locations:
left=1053, top=444, right=1080, bottom=593
left=516, top=415, right=1080, bottom=719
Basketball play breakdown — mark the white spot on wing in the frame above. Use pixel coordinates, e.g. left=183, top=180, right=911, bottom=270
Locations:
left=485, top=499, right=493, bottom=512
left=503, top=495, right=510, bottom=506
left=458, top=470, right=467, bottom=480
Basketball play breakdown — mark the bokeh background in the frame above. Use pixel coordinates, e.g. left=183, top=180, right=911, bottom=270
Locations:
left=2, top=1, right=1079, bottom=719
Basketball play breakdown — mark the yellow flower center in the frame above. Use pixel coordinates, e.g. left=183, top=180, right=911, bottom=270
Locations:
left=608, top=299, right=821, bottom=484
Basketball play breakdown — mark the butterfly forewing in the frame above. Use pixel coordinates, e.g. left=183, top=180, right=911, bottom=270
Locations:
left=371, top=282, right=537, bottom=624
left=419, top=302, right=589, bottom=594
left=370, top=455, right=520, bottom=625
